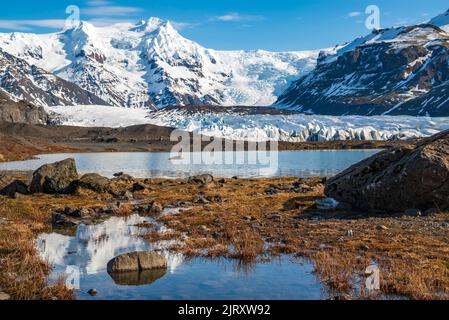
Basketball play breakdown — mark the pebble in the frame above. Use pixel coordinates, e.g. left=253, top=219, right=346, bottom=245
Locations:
left=376, top=225, right=388, bottom=231
left=87, top=288, right=97, bottom=296
left=0, top=291, right=10, bottom=300
left=346, top=230, right=354, bottom=237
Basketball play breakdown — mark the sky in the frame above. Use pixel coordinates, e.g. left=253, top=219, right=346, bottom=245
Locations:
left=0, top=0, right=447, bottom=51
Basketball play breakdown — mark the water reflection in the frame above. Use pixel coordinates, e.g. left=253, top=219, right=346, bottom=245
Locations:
left=0, top=150, right=380, bottom=178
left=37, top=214, right=324, bottom=300
left=37, top=215, right=183, bottom=276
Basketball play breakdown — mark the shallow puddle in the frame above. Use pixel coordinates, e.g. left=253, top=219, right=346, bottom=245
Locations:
left=37, top=215, right=324, bottom=300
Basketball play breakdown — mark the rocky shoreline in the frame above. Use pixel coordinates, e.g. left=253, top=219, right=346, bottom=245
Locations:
left=0, top=130, right=448, bottom=300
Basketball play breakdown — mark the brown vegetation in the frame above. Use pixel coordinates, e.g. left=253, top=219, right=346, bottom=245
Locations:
left=1, top=174, right=448, bottom=300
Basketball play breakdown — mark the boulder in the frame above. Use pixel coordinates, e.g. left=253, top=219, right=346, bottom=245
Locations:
left=0, top=180, right=29, bottom=197
left=325, top=130, right=449, bottom=212
left=107, top=252, right=167, bottom=273
left=74, top=173, right=114, bottom=194
left=30, top=158, right=78, bottom=194
left=187, top=174, right=214, bottom=185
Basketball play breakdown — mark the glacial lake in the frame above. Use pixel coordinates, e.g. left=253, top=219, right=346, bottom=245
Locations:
left=37, top=214, right=324, bottom=300
left=0, top=150, right=380, bottom=178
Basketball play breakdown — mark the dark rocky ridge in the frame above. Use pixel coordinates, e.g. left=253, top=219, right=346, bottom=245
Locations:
left=0, top=49, right=109, bottom=107
left=277, top=23, right=449, bottom=116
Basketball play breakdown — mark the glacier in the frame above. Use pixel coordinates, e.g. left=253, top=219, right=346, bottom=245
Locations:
left=46, top=105, right=449, bottom=142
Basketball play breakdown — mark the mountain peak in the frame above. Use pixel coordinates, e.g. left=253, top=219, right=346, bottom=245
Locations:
left=130, top=17, right=174, bottom=33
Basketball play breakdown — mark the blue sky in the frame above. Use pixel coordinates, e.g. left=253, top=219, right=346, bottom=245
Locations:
left=0, top=0, right=447, bottom=51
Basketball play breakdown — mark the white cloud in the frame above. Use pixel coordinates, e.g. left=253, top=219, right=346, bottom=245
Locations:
left=86, top=0, right=112, bottom=5
left=82, top=6, right=143, bottom=17
left=211, top=13, right=264, bottom=22
left=170, top=21, right=198, bottom=30
left=348, top=11, right=362, bottom=17
left=0, top=19, right=66, bottom=31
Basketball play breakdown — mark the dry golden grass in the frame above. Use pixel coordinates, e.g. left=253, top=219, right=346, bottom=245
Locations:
left=1, top=175, right=449, bottom=300
left=135, top=177, right=449, bottom=300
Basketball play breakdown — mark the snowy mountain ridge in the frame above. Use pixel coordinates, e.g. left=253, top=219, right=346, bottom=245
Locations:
left=0, top=18, right=321, bottom=109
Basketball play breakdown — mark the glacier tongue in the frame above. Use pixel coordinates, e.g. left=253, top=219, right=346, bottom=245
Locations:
left=45, top=105, right=449, bottom=142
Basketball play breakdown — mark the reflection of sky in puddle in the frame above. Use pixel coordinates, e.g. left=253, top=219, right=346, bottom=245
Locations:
left=37, top=215, right=183, bottom=276
left=37, top=215, right=324, bottom=300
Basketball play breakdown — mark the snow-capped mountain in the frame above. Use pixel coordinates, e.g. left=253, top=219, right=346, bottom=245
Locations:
left=276, top=10, right=449, bottom=116
left=0, top=48, right=109, bottom=107
left=0, top=18, right=320, bottom=109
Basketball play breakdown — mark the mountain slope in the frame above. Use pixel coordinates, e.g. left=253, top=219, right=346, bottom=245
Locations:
left=0, top=48, right=109, bottom=107
left=0, top=18, right=320, bottom=109
left=276, top=12, right=449, bottom=116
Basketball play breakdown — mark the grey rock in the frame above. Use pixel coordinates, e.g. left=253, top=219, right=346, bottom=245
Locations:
left=30, top=158, right=78, bottom=194
left=187, top=174, right=214, bottom=185
left=404, top=208, right=422, bottom=217
left=87, top=289, right=97, bottom=296
left=325, top=130, right=449, bottom=212
left=52, top=212, right=79, bottom=228
left=107, top=252, right=167, bottom=273
left=74, top=173, right=114, bottom=194
left=0, top=180, right=29, bottom=197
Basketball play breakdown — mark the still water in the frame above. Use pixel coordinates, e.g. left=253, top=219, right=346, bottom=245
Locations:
left=0, top=150, right=380, bottom=178
left=37, top=215, right=324, bottom=300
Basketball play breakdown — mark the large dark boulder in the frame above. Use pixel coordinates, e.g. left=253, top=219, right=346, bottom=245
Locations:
left=0, top=180, right=29, bottom=197
left=30, top=158, right=78, bottom=194
left=325, top=130, right=449, bottom=212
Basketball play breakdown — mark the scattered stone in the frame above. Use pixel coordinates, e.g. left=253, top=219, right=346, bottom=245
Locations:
left=147, top=202, right=163, bottom=216
left=423, top=208, right=440, bottom=217
left=360, top=245, right=370, bottom=251
left=113, top=173, right=135, bottom=182
left=217, top=178, right=226, bottom=184
left=122, top=190, right=133, bottom=201
left=376, top=225, right=388, bottom=231
left=248, top=191, right=258, bottom=197
left=316, top=198, right=339, bottom=210
left=346, top=230, right=354, bottom=237
left=404, top=208, right=422, bottom=217
left=52, top=212, right=79, bottom=228
left=270, top=213, right=282, bottom=221
left=0, top=291, right=10, bottom=300
left=87, top=289, right=97, bottom=296
left=193, top=195, right=210, bottom=204
left=187, top=174, right=214, bottom=185
left=107, top=252, right=167, bottom=273
left=0, top=180, right=29, bottom=197
left=132, top=182, right=146, bottom=192
left=265, top=188, right=278, bottom=195
left=74, top=173, right=114, bottom=194
left=30, top=158, right=78, bottom=194
left=325, top=130, right=449, bottom=212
